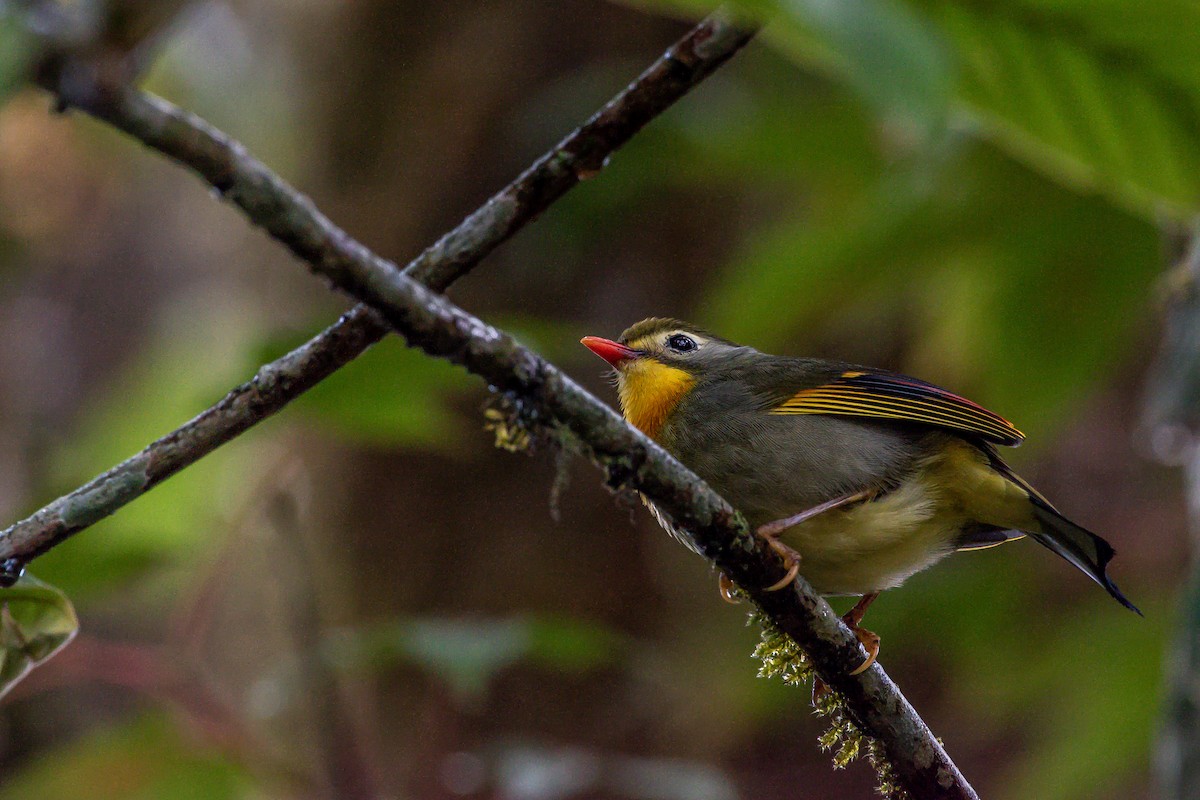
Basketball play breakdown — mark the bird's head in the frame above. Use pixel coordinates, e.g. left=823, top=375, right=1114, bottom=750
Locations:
left=581, top=318, right=740, bottom=438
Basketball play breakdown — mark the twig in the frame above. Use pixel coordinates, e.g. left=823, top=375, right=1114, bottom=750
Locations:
left=1, top=11, right=756, bottom=562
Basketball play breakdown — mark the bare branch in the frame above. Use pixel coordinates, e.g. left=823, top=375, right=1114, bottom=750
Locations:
left=2, top=12, right=755, bottom=561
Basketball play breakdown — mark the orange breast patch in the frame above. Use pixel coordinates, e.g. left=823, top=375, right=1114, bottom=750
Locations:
left=617, top=360, right=695, bottom=440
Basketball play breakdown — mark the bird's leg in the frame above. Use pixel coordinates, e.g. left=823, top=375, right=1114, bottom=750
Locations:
left=811, top=591, right=883, bottom=703
left=757, top=489, right=877, bottom=592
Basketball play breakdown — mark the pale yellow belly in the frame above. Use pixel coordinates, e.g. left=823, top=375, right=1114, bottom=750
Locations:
left=779, top=477, right=966, bottom=596
left=774, top=440, right=1035, bottom=596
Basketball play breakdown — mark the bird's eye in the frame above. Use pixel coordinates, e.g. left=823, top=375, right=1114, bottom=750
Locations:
left=666, top=334, right=697, bottom=353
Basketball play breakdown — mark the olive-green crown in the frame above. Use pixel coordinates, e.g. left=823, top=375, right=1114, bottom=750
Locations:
left=617, top=317, right=736, bottom=347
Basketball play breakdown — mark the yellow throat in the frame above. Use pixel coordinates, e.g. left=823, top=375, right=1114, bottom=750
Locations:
left=617, top=359, right=695, bottom=440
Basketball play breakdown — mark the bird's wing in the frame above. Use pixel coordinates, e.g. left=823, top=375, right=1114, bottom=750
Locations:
left=769, top=368, right=1025, bottom=446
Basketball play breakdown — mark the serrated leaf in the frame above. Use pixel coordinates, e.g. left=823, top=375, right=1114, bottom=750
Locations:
left=0, top=574, right=78, bottom=699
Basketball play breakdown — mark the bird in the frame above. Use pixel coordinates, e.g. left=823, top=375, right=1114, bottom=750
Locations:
left=581, top=317, right=1139, bottom=674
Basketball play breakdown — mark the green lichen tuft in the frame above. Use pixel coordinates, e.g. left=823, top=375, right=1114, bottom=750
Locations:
left=749, top=612, right=909, bottom=799
left=750, top=611, right=814, bottom=685
left=864, top=737, right=907, bottom=799
left=484, top=406, right=532, bottom=453
left=484, top=390, right=557, bottom=455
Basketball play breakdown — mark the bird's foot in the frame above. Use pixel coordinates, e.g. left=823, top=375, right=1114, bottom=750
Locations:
left=809, top=626, right=880, bottom=703
left=715, top=532, right=800, bottom=602
left=810, top=592, right=883, bottom=701
left=845, top=592, right=881, bottom=675
left=848, top=626, right=880, bottom=675
left=754, top=489, right=878, bottom=592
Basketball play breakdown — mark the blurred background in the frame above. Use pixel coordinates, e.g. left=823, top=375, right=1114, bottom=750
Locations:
left=0, top=0, right=1194, bottom=798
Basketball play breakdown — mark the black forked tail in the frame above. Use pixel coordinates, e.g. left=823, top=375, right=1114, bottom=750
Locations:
left=1028, top=497, right=1141, bottom=615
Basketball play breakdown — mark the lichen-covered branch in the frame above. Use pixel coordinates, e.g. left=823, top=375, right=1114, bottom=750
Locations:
left=1, top=11, right=755, bottom=560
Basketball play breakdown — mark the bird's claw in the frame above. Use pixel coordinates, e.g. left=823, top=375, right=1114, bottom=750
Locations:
left=848, top=627, right=880, bottom=675
left=812, top=676, right=832, bottom=706
left=764, top=556, right=800, bottom=591
left=809, top=625, right=880, bottom=704
left=716, top=533, right=800, bottom=602
left=760, top=531, right=803, bottom=592
left=718, top=573, right=741, bottom=604
left=809, top=596, right=883, bottom=703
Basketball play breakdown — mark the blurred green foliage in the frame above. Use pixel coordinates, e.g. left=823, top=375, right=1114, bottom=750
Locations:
left=0, top=4, right=36, bottom=109
left=0, top=713, right=249, bottom=800
left=258, top=315, right=582, bottom=450
left=638, top=0, right=1200, bottom=215
left=36, top=310, right=262, bottom=598
left=891, top=548, right=1165, bottom=800
left=742, top=0, right=955, bottom=134
left=257, top=333, right=474, bottom=450
left=318, top=615, right=625, bottom=702
left=702, top=137, right=1160, bottom=433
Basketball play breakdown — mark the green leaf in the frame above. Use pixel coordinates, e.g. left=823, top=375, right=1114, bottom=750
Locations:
left=633, top=0, right=1200, bottom=214
left=765, top=0, right=954, bottom=134
left=0, top=713, right=250, bottom=800
left=0, top=5, right=37, bottom=108
left=0, top=574, right=78, bottom=699
left=627, top=0, right=954, bottom=134
left=914, top=0, right=1200, bottom=216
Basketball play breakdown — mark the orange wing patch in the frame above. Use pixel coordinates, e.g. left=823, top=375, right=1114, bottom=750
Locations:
left=772, top=370, right=1024, bottom=446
